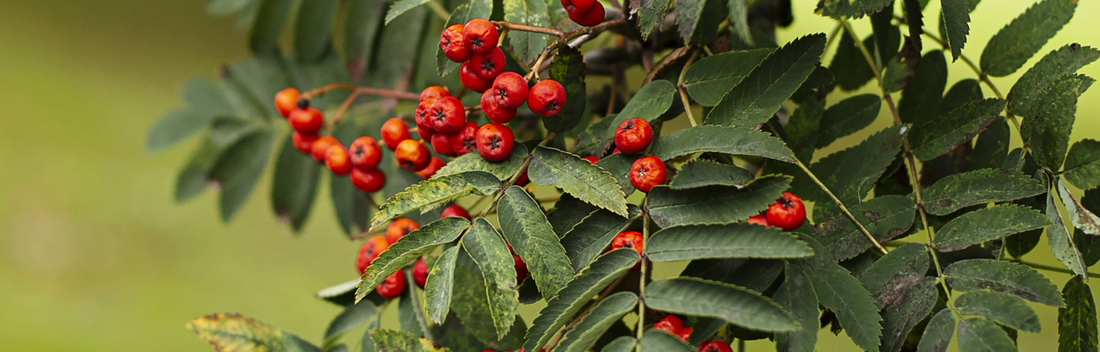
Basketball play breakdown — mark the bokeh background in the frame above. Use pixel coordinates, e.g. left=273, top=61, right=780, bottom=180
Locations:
left=0, top=0, right=1098, bottom=351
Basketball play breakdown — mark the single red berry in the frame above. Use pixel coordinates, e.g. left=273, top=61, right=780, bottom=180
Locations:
left=431, top=132, right=457, bottom=156
left=676, top=327, right=693, bottom=342
left=376, top=270, right=407, bottom=299
left=514, top=167, right=530, bottom=187
left=275, top=88, right=301, bottom=118
left=292, top=131, right=319, bottom=154
left=441, top=204, right=471, bottom=219
left=289, top=107, right=324, bottom=134
left=417, top=125, right=434, bottom=142
left=325, top=144, right=354, bottom=175
left=395, top=139, right=432, bottom=172
left=583, top=156, right=599, bottom=164
left=311, top=136, right=341, bottom=162
left=460, top=61, right=493, bottom=93
left=476, top=123, right=515, bottom=162
left=440, top=24, right=471, bottom=62
left=614, top=118, right=653, bottom=154
left=356, top=235, right=390, bottom=274
left=450, top=121, right=480, bottom=155
left=514, top=254, right=530, bottom=283
left=698, top=341, right=733, bottom=352
left=380, top=118, right=411, bottom=151
left=568, top=2, right=605, bottom=26
left=415, top=101, right=437, bottom=136
left=481, top=90, right=517, bottom=123
left=560, top=0, right=597, bottom=15
left=747, top=214, right=770, bottom=227
left=413, top=258, right=429, bottom=289
left=350, top=136, right=383, bottom=171
left=629, top=156, right=667, bottom=193
left=420, top=85, right=451, bottom=102
left=416, top=157, right=446, bottom=179
left=491, top=72, right=529, bottom=109
left=528, top=79, right=566, bottom=116
left=429, top=96, right=467, bottom=134
left=463, top=18, right=499, bottom=54
left=765, top=192, right=806, bottom=231
left=470, top=47, right=506, bottom=81
left=654, top=315, right=684, bottom=335
left=386, top=218, right=420, bottom=244
left=350, top=168, right=386, bottom=193
left=611, top=230, right=644, bottom=256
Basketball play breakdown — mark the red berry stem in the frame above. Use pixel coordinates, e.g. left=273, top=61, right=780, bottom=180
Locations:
left=491, top=21, right=566, bottom=38
left=523, top=18, right=629, bottom=80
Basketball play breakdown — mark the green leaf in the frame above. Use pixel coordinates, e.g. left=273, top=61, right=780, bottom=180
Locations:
left=555, top=291, right=638, bottom=352
left=369, top=329, right=448, bottom=352
left=344, top=0, right=385, bottom=80
left=601, top=336, right=636, bottom=352
left=176, top=138, right=226, bottom=203
left=917, top=309, right=956, bottom=352
left=547, top=193, right=597, bottom=237
left=636, top=0, right=672, bottom=39
left=146, top=109, right=219, bottom=152
left=675, top=0, right=726, bottom=44
left=434, top=143, right=527, bottom=181
left=249, top=0, right=294, bottom=55
left=362, top=5, right=426, bottom=89
left=774, top=263, right=819, bottom=352
left=385, top=0, right=431, bottom=24
left=969, top=116, right=1011, bottom=170
left=859, top=243, right=931, bottom=297
left=638, top=329, right=696, bottom=352
left=503, top=0, right=550, bottom=63
left=210, top=128, right=276, bottom=222
left=647, top=175, right=791, bottom=228
left=815, top=0, right=893, bottom=19
left=461, top=219, right=518, bottom=339
left=647, top=223, right=813, bottom=261
left=669, top=159, right=754, bottom=190
left=370, top=171, right=500, bottom=229
left=804, top=262, right=883, bottom=351
left=544, top=47, right=587, bottom=133
left=325, top=301, right=380, bottom=346
left=799, top=125, right=907, bottom=220
left=1020, top=74, right=1095, bottom=170
left=356, top=217, right=470, bottom=301
left=1059, top=276, right=1098, bottom=352
left=811, top=195, right=916, bottom=261
left=605, top=80, right=677, bottom=135
left=682, top=49, right=772, bottom=106
left=911, top=98, right=1006, bottom=161
left=705, top=34, right=827, bottom=127
left=595, top=153, right=641, bottom=195
left=224, top=57, right=290, bottom=119
left=1058, top=178, right=1100, bottom=235
left=1050, top=181, right=1089, bottom=278
left=815, top=94, right=881, bottom=148
left=882, top=59, right=914, bottom=93
left=187, top=313, right=323, bottom=352
left=1064, top=139, right=1100, bottom=190
left=940, top=0, right=971, bottom=61
left=271, top=133, right=322, bottom=232
left=450, top=251, right=523, bottom=349
left=933, top=205, right=1049, bottom=252
left=956, top=291, right=1041, bottom=333
left=785, top=97, right=825, bottom=162
left=294, top=0, right=338, bottom=63
left=831, top=33, right=876, bottom=91
left=898, top=50, right=947, bottom=125
left=1008, top=44, right=1100, bottom=118
left=498, top=186, right=574, bottom=299
left=728, top=0, right=752, bottom=46
left=529, top=146, right=629, bottom=216
left=980, top=0, right=1077, bottom=76
left=315, top=279, right=360, bottom=307
left=944, top=258, right=1063, bottom=307
left=957, top=318, right=1018, bottom=352
left=425, top=246, right=459, bottom=324
left=523, top=249, right=640, bottom=352
left=561, top=206, right=639, bottom=272
left=880, top=277, right=938, bottom=352
left=922, top=169, right=1046, bottom=216
left=651, top=125, right=797, bottom=163
left=646, top=277, right=797, bottom=332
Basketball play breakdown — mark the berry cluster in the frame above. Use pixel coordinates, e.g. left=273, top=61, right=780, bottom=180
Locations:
left=560, top=0, right=605, bottom=26
left=652, top=316, right=731, bottom=351
left=611, top=118, right=667, bottom=193
left=747, top=192, right=806, bottom=231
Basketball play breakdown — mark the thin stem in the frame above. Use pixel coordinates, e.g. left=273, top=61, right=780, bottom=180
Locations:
left=494, top=21, right=566, bottom=37
left=302, top=83, right=357, bottom=99
left=822, top=23, right=843, bottom=61
left=324, top=86, right=421, bottom=130
left=427, top=0, right=450, bottom=22
left=636, top=203, right=650, bottom=352
left=643, top=45, right=692, bottom=86
left=676, top=49, right=700, bottom=127
left=738, top=339, right=745, bottom=352
left=1016, top=260, right=1100, bottom=279
left=524, top=19, right=629, bottom=81
left=794, top=158, right=888, bottom=254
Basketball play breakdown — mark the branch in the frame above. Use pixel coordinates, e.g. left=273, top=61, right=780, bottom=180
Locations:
left=676, top=49, right=701, bottom=127
left=643, top=44, right=692, bottom=85
left=636, top=204, right=650, bottom=351
left=494, top=21, right=566, bottom=37
left=324, top=86, right=422, bottom=131
left=524, top=19, right=630, bottom=80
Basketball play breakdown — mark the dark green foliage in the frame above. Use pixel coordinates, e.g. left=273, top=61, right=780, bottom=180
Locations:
left=1059, top=276, right=1098, bottom=352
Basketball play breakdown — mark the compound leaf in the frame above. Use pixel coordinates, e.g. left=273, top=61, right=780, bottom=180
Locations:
left=644, top=277, right=798, bottom=332
left=682, top=49, right=773, bottom=106
left=922, top=169, right=1046, bottom=216
left=934, top=205, right=1049, bottom=252
left=944, top=258, right=1063, bottom=307
left=651, top=125, right=797, bottom=163
left=356, top=217, right=470, bottom=301
left=956, top=291, right=1041, bottom=333
left=1008, top=44, right=1099, bottom=119
left=529, top=146, right=629, bottom=216
left=498, top=186, right=574, bottom=299
left=647, top=223, right=813, bottom=262
left=980, top=0, right=1078, bottom=77
left=647, top=175, right=790, bottom=228
left=370, top=171, right=500, bottom=229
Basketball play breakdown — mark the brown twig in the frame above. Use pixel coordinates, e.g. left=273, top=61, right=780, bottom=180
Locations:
left=323, top=86, right=422, bottom=131
left=523, top=19, right=630, bottom=81
left=493, top=21, right=566, bottom=37
left=643, top=45, right=692, bottom=85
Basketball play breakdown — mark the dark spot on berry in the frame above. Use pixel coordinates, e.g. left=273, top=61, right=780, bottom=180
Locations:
left=471, top=37, right=483, bottom=48
left=296, top=97, right=310, bottom=109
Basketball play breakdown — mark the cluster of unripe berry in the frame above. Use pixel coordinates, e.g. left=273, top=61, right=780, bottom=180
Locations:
left=746, top=192, right=806, bottom=231
left=560, top=0, right=606, bottom=26
left=653, top=315, right=732, bottom=352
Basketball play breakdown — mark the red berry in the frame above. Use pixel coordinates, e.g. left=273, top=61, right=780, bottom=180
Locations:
left=560, top=0, right=597, bottom=15
left=698, top=341, right=732, bottom=352
left=491, top=72, right=529, bottom=109
left=292, top=131, right=319, bottom=154
left=430, top=96, right=467, bottom=134
left=569, top=2, right=605, bottom=26
left=356, top=235, right=390, bottom=274
left=528, top=79, right=566, bottom=116
left=415, top=101, right=437, bottom=136
left=514, top=167, right=530, bottom=187
left=629, top=156, right=666, bottom=193
left=325, top=144, right=354, bottom=175
left=416, top=157, right=446, bottom=179
left=747, top=214, right=770, bottom=227
left=654, top=315, right=684, bottom=335
left=481, top=90, right=517, bottom=123
left=396, top=139, right=432, bottom=172
left=376, top=270, right=407, bottom=299
left=615, top=118, right=653, bottom=154
left=476, top=123, right=515, bottom=162
left=583, top=156, right=599, bottom=164
left=420, top=85, right=451, bottom=102
left=289, top=107, right=324, bottom=134
left=765, top=192, right=806, bottom=231
left=417, top=125, right=434, bottom=142
left=450, top=121, right=480, bottom=155
left=386, top=218, right=420, bottom=244
left=431, top=132, right=457, bottom=156
left=440, top=24, right=471, bottom=62
left=275, top=88, right=300, bottom=118
left=350, top=168, right=386, bottom=193
left=380, top=118, right=411, bottom=151
left=413, top=258, right=429, bottom=289
left=470, top=47, right=506, bottom=81
left=311, top=136, right=340, bottom=162
left=460, top=61, right=493, bottom=93
left=514, top=254, right=530, bottom=283
left=350, top=136, right=383, bottom=171
left=676, top=327, right=692, bottom=342
left=611, top=230, right=644, bottom=256
left=463, top=18, right=499, bottom=54
left=441, top=204, right=471, bottom=219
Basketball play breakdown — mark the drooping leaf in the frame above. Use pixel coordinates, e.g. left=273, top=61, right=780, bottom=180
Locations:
left=523, top=250, right=640, bottom=352
left=798, top=125, right=907, bottom=220
left=356, top=217, right=471, bottom=301
left=397, top=272, right=425, bottom=337
left=187, top=312, right=323, bottom=352
left=880, top=277, right=938, bottom=352
left=956, top=318, right=1019, bottom=352
left=1058, top=276, right=1098, bottom=352
left=146, top=109, right=220, bottom=152
left=271, top=134, right=322, bottom=232
left=434, top=143, right=528, bottom=181
left=943, top=258, right=1063, bottom=307
left=803, top=262, right=883, bottom=351
left=1058, top=178, right=1100, bottom=235
left=956, top=291, right=1041, bottom=333
left=933, top=205, right=1049, bottom=252
left=636, top=0, right=672, bottom=39
left=904, top=0, right=925, bottom=52
left=561, top=206, right=639, bottom=272
left=210, top=128, right=276, bottom=222
left=705, top=34, right=827, bottom=127
left=175, top=138, right=224, bottom=203
left=529, top=146, right=629, bottom=216
left=647, top=223, right=813, bottom=261
left=435, top=1, right=492, bottom=76
left=651, top=125, right=797, bottom=163
left=1049, top=182, right=1089, bottom=278
left=294, top=0, right=338, bottom=63
left=504, top=0, right=550, bottom=63
left=344, top=0, right=385, bottom=80
left=554, top=291, right=638, bottom=352
left=980, top=0, right=1078, bottom=77
left=811, top=195, right=916, bottom=261
left=605, top=80, right=677, bottom=134
left=940, top=0, right=971, bottom=61
left=249, top=0, right=294, bottom=55
left=898, top=50, right=947, bottom=126
left=425, top=246, right=459, bottom=324
left=638, top=329, right=696, bottom=352
left=1064, top=139, right=1100, bottom=190
left=1019, top=74, right=1094, bottom=170
left=917, top=309, right=956, bottom=352
left=647, top=175, right=791, bottom=228
left=1007, top=44, right=1100, bottom=118
left=682, top=49, right=773, bottom=106
left=369, top=329, right=448, bottom=352
left=774, top=263, right=819, bottom=352
left=544, top=46, right=587, bottom=133
left=498, top=186, right=574, bottom=299
left=316, top=279, right=361, bottom=307
left=922, top=168, right=1046, bottom=216
left=461, top=219, right=518, bottom=339
left=669, top=159, right=754, bottom=190
left=324, top=293, right=379, bottom=345
left=644, top=277, right=798, bottom=332
left=384, top=0, right=431, bottom=24
left=859, top=243, right=931, bottom=297
left=369, top=171, right=500, bottom=229
left=911, top=98, right=1006, bottom=161
left=815, top=94, right=881, bottom=148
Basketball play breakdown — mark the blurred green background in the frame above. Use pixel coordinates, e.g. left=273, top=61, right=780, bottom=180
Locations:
left=0, top=0, right=1097, bottom=351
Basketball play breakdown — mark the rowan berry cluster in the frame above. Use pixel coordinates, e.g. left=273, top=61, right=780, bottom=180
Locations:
left=653, top=315, right=731, bottom=352
left=609, top=117, right=667, bottom=193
